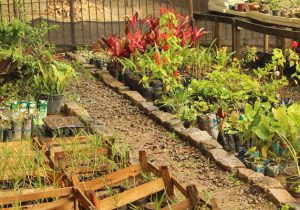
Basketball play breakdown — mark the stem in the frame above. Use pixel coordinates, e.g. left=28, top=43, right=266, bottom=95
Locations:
left=267, top=124, right=300, bottom=176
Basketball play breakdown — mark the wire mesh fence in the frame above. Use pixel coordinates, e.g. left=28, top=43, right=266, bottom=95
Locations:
left=0, top=0, right=191, bottom=50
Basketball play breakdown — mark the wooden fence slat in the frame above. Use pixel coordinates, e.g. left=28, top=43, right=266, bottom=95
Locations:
left=97, top=178, right=165, bottom=210
left=79, top=164, right=142, bottom=191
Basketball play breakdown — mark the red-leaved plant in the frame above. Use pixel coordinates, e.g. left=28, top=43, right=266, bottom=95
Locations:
left=94, top=7, right=207, bottom=59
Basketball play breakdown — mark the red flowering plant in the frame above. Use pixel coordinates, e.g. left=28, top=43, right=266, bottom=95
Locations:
left=135, top=33, right=190, bottom=91
left=94, top=34, right=129, bottom=60
left=125, top=13, right=147, bottom=55
left=116, top=8, right=207, bottom=92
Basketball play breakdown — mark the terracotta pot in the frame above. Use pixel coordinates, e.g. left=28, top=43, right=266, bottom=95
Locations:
left=238, top=3, right=246, bottom=12
left=249, top=4, right=255, bottom=11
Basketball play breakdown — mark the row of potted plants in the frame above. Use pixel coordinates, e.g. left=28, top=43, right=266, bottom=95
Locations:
left=227, top=0, right=300, bottom=18
left=0, top=20, right=77, bottom=121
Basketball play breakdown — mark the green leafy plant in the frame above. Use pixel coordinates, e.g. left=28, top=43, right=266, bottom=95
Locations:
left=33, top=61, right=77, bottom=96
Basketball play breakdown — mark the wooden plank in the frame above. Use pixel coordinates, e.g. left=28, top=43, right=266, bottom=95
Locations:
left=76, top=187, right=96, bottom=210
left=160, top=199, right=192, bottom=210
left=50, top=146, right=109, bottom=160
left=160, top=166, right=174, bottom=198
left=3, top=197, right=75, bottom=210
left=172, top=178, right=188, bottom=198
left=139, top=150, right=148, bottom=171
left=79, top=164, right=142, bottom=191
left=215, top=22, right=221, bottom=48
left=193, top=12, right=235, bottom=24
left=0, top=187, right=73, bottom=205
left=39, top=136, right=90, bottom=148
left=235, top=19, right=300, bottom=39
left=186, top=185, right=200, bottom=209
left=264, top=34, right=269, bottom=53
left=211, top=198, right=221, bottom=210
left=97, top=178, right=165, bottom=210
left=147, top=163, right=161, bottom=177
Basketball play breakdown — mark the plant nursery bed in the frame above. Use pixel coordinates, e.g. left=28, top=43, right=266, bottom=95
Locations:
left=74, top=151, right=219, bottom=210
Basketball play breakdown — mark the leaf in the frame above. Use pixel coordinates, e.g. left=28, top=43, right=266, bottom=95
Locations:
left=272, top=106, right=288, bottom=138
left=245, top=147, right=257, bottom=155
left=261, top=146, right=268, bottom=158
left=253, top=125, right=273, bottom=140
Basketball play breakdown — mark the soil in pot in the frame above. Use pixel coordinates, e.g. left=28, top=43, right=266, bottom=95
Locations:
left=284, top=166, right=300, bottom=198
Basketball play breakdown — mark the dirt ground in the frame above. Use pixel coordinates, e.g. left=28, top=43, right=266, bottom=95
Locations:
left=67, top=73, right=278, bottom=210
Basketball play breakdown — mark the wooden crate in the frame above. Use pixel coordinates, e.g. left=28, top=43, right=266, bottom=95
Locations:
left=74, top=151, right=220, bottom=210
left=0, top=186, right=94, bottom=210
left=0, top=140, right=64, bottom=191
left=34, top=136, right=129, bottom=184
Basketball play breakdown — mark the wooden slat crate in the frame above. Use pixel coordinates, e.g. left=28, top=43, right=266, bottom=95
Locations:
left=0, top=140, right=64, bottom=191
left=74, top=151, right=220, bottom=210
left=0, top=186, right=94, bottom=210
left=33, top=136, right=129, bottom=184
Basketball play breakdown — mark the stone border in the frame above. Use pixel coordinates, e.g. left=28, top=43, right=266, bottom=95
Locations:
left=67, top=52, right=300, bottom=209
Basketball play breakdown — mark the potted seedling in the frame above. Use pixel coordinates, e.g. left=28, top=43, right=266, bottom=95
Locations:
left=34, top=61, right=77, bottom=115
left=270, top=0, right=281, bottom=16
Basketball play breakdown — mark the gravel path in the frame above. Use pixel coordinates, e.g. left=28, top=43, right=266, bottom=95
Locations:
left=68, top=74, right=277, bottom=210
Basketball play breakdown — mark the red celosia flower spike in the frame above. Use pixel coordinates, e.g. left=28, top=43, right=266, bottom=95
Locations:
left=163, top=44, right=169, bottom=51
left=154, top=53, right=161, bottom=65
left=173, top=70, right=179, bottom=79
